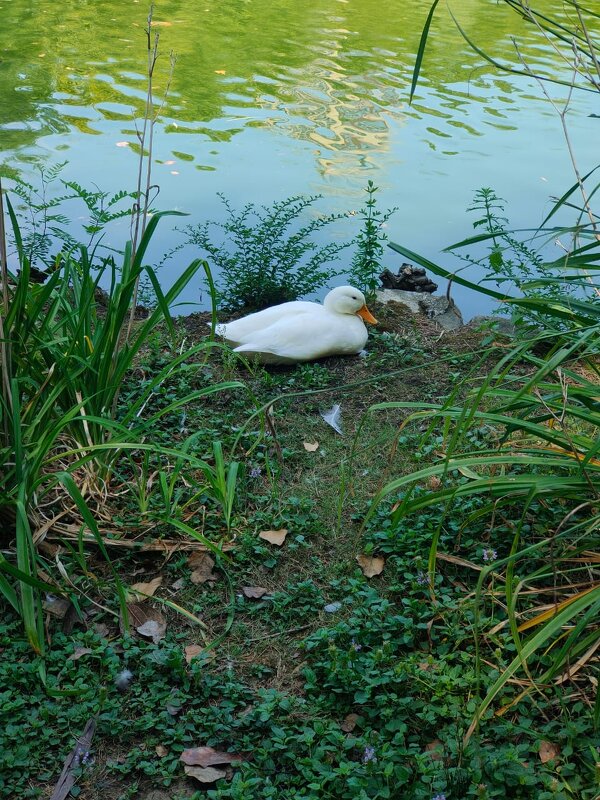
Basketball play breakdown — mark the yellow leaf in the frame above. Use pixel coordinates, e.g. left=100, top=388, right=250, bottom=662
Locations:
left=128, top=576, right=162, bottom=601
left=356, top=554, right=385, bottom=578
left=259, top=529, right=288, bottom=546
left=539, top=740, right=560, bottom=764
left=518, top=585, right=598, bottom=632
left=185, top=644, right=204, bottom=664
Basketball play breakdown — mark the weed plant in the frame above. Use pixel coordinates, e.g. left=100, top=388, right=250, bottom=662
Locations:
left=347, top=180, right=397, bottom=300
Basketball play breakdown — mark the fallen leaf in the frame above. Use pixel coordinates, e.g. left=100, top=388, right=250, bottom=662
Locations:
left=426, top=475, right=441, bottom=490
left=171, top=577, right=186, bottom=590
left=180, top=746, right=244, bottom=768
left=539, top=740, right=560, bottom=764
left=43, top=595, right=71, bottom=619
left=356, top=554, right=385, bottom=578
left=341, top=713, right=359, bottom=733
left=258, top=529, right=288, bottom=546
left=185, top=644, right=204, bottom=664
left=242, top=586, right=269, bottom=599
left=425, top=740, right=444, bottom=761
left=155, top=745, right=168, bottom=757
left=184, top=765, right=227, bottom=783
left=126, top=602, right=167, bottom=643
left=93, top=622, right=110, bottom=638
left=128, top=576, right=163, bottom=601
left=69, top=647, right=93, bottom=661
left=48, top=719, right=96, bottom=800
left=214, top=69, right=226, bottom=74
left=137, top=619, right=166, bottom=643
left=188, top=552, right=217, bottom=584
left=303, top=441, right=319, bottom=452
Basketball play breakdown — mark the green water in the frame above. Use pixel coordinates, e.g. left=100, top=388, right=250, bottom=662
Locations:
left=0, top=0, right=596, bottom=314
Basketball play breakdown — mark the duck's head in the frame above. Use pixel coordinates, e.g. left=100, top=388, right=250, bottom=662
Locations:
left=324, top=286, right=378, bottom=324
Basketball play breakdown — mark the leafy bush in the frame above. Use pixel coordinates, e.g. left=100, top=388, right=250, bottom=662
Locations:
left=186, top=193, right=349, bottom=312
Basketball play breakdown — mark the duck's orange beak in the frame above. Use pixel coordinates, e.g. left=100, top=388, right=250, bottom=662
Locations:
left=357, top=304, right=378, bottom=325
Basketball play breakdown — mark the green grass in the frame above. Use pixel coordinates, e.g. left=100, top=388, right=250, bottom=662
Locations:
left=1, top=300, right=598, bottom=799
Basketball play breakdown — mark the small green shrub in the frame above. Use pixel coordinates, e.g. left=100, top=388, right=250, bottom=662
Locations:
left=186, top=193, right=349, bottom=312
left=347, top=180, right=397, bottom=299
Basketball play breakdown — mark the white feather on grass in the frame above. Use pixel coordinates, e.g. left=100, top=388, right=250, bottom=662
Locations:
left=320, top=404, right=343, bottom=435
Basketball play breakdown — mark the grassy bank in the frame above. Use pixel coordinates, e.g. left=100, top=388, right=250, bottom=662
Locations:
left=1, top=292, right=598, bottom=800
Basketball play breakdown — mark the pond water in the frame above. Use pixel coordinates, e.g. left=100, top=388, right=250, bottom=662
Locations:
left=0, top=0, right=597, bottom=317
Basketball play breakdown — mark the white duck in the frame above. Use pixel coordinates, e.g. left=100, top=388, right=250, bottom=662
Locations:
left=214, top=285, right=378, bottom=365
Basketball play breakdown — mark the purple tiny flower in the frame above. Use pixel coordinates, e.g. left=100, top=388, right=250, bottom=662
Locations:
left=249, top=466, right=262, bottom=479
left=482, top=548, right=498, bottom=562
left=362, top=745, right=377, bottom=764
left=416, top=571, right=429, bottom=586
left=432, top=795, right=447, bottom=800
left=351, top=639, right=362, bottom=652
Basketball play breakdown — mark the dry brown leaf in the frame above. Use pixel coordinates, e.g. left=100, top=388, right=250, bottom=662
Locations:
left=137, top=619, right=166, bottom=643
left=181, top=746, right=244, bottom=767
left=303, top=441, right=319, bottom=452
left=49, top=719, right=96, bottom=800
left=426, top=475, right=441, bottom=490
left=184, top=765, right=227, bottom=783
left=539, top=740, right=560, bottom=764
left=188, top=552, right=217, bottom=584
left=425, top=740, right=444, bottom=761
left=341, top=713, right=359, bottom=733
left=93, top=622, right=110, bottom=639
left=155, top=745, right=168, bottom=757
left=356, top=554, right=385, bottom=578
left=242, top=586, right=269, bottom=599
left=258, top=529, right=288, bottom=546
left=69, top=647, right=93, bottom=661
left=43, top=595, right=71, bottom=619
left=128, top=576, right=163, bottom=601
left=185, top=644, right=204, bottom=664
left=126, top=603, right=167, bottom=643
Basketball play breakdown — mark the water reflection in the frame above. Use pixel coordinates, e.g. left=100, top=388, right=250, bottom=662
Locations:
left=0, top=0, right=596, bottom=315
left=0, top=0, right=588, bottom=170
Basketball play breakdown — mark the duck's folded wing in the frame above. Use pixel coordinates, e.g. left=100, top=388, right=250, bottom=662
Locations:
left=234, top=315, right=353, bottom=363
left=213, top=302, right=318, bottom=345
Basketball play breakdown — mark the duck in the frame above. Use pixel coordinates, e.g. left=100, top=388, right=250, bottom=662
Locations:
left=213, top=285, right=378, bottom=365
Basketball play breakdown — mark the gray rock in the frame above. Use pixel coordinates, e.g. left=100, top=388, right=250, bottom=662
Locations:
left=375, top=289, right=464, bottom=331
